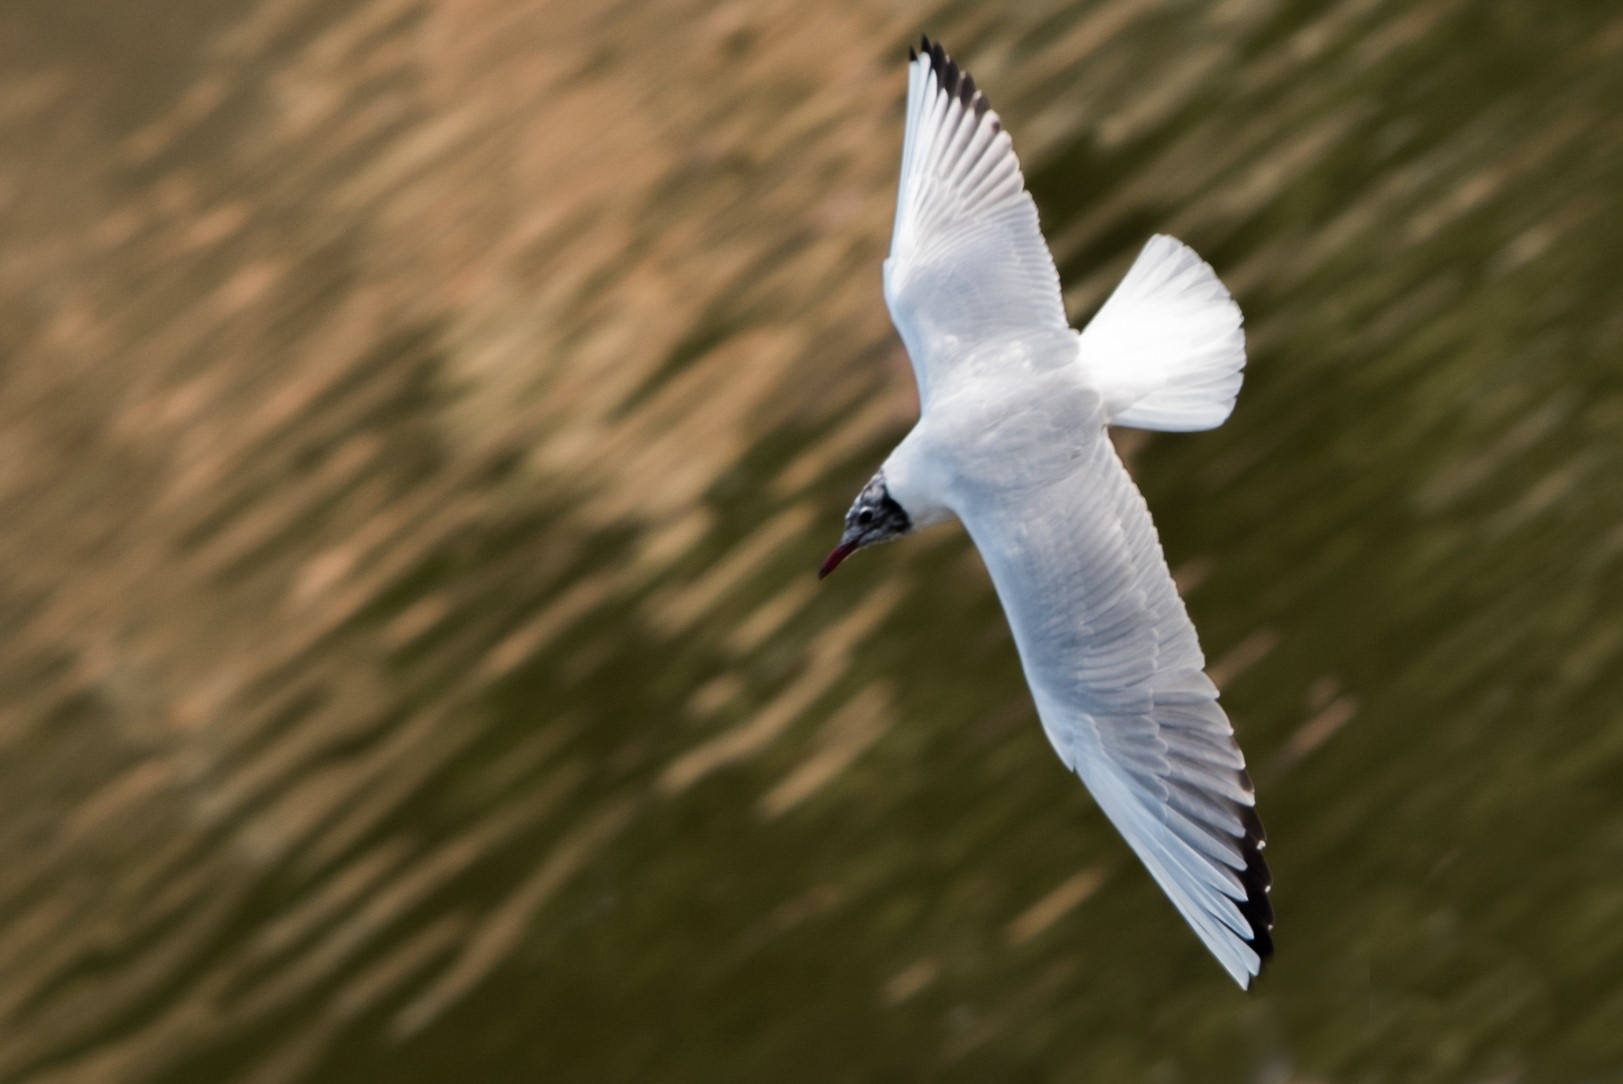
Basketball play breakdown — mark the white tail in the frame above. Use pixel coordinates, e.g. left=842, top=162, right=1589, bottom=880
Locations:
left=1077, top=235, right=1246, bottom=432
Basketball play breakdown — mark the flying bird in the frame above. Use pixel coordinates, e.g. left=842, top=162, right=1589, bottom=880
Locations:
left=819, top=37, right=1273, bottom=987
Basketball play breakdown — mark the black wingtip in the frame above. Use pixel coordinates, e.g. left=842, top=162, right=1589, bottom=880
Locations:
left=911, top=35, right=994, bottom=118
left=1236, top=799, right=1274, bottom=964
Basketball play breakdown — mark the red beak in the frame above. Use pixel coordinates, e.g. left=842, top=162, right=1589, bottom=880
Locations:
left=818, top=541, right=859, bottom=580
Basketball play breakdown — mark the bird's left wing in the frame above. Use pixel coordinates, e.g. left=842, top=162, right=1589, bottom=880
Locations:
left=955, top=407, right=1273, bottom=987
left=884, top=38, right=1073, bottom=404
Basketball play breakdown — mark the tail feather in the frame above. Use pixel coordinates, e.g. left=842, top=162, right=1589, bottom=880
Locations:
left=1077, top=235, right=1246, bottom=432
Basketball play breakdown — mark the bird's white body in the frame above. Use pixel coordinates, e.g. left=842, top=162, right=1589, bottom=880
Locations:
left=850, top=39, right=1273, bottom=987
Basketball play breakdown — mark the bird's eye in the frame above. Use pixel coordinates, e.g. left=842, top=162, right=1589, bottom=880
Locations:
left=857, top=508, right=874, bottom=526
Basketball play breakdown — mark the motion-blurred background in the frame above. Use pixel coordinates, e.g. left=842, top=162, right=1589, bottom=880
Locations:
left=2, top=1, right=1621, bottom=1080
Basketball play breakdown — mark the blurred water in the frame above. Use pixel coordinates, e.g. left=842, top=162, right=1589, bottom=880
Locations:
left=2, top=1, right=1622, bottom=1081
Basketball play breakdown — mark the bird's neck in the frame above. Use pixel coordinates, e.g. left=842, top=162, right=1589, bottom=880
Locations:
left=882, top=425, right=956, bottom=531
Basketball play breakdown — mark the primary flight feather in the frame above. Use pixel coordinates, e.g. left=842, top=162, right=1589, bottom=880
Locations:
left=819, top=37, right=1272, bottom=987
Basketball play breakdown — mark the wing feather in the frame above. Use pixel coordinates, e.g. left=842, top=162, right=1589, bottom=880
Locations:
left=884, top=38, right=1073, bottom=404
left=959, top=418, right=1273, bottom=987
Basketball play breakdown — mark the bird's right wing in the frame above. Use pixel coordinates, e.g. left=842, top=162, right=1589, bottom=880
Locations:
left=957, top=413, right=1273, bottom=987
left=883, top=38, right=1074, bottom=405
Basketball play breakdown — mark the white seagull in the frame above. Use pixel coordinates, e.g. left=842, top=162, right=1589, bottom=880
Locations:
left=819, top=37, right=1272, bottom=986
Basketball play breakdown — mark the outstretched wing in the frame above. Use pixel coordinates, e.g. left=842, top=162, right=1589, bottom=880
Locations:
left=884, top=37, right=1074, bottom=406
left=958, top=415, right=1273, bottom=987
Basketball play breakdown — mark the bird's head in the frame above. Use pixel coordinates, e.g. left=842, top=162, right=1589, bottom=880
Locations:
left=819, top=472, right=913, bottom=579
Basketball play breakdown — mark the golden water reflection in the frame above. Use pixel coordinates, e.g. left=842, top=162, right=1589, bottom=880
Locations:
left=2, top=1, right=1622, bottom=1080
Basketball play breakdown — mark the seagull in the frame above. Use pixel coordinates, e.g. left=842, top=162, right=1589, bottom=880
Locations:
left=818, top=37, right=1273, bottom=987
